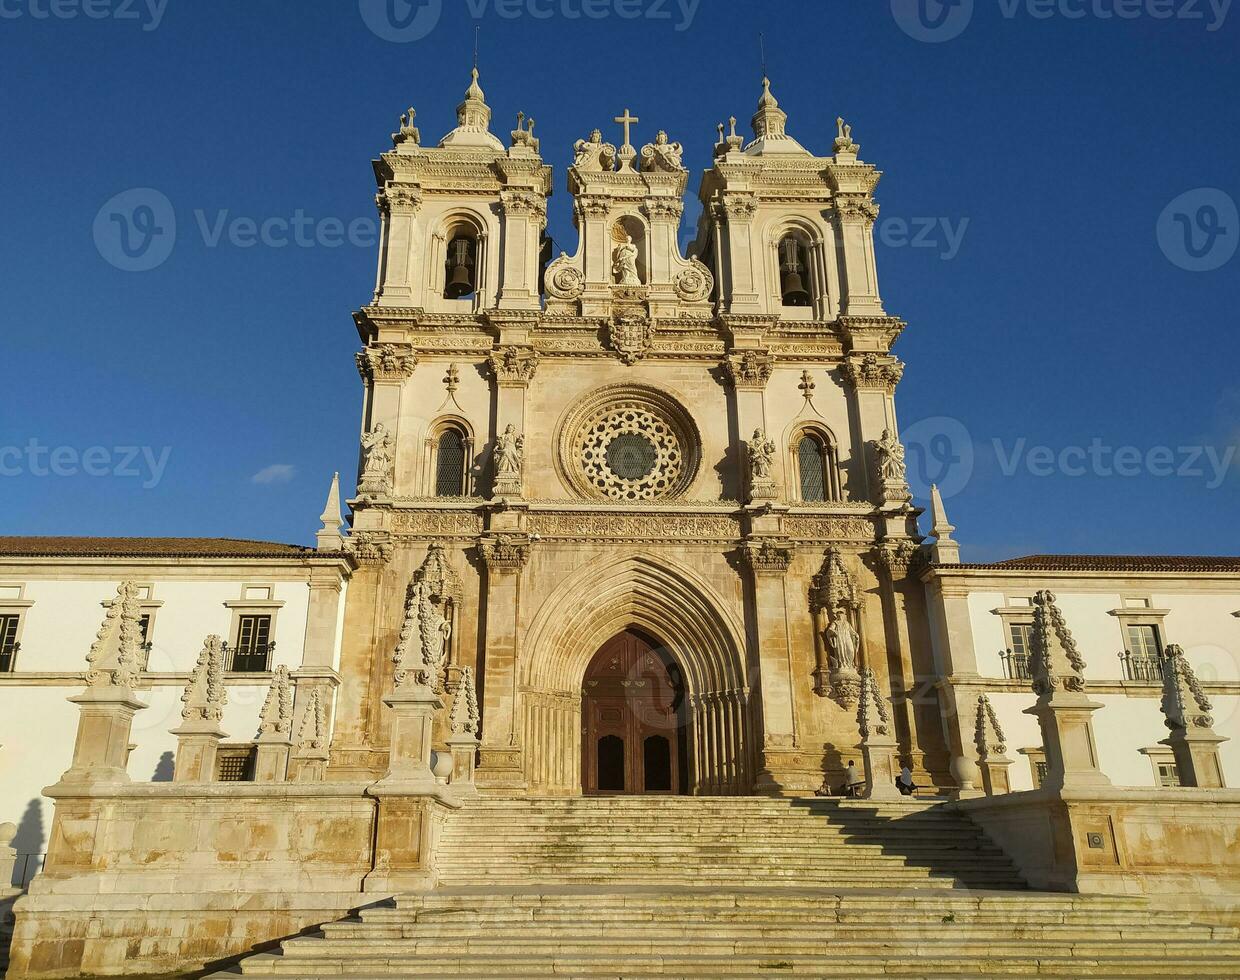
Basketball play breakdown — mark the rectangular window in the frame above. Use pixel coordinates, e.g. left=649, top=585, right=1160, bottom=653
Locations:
left=1034, top=761, right=1048, bottom=788
left=216, top=746, right=256, bottom=782
left=1126, top=624, right=1162, bottom=658
left=230, top=615, right=272, bottom=672
left=0, top=614, right=19, bottom=672
left=1002, top=623, right=1034, bottom=680
left=1121, top=625, right=1163, bottom=682
left=1156, top=762, right=1180, bottom=788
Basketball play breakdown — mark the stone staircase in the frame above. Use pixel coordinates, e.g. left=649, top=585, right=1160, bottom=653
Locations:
left=210, top=796, right=1240, bottom=978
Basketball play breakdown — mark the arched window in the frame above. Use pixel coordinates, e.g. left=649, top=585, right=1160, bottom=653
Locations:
left=435, top=427, right=468, bottom=496
left=778, top=235, right=812, bottom=307
left=443, top=233, right=478, bottom=299
left=793, top=429, right=840, bottom=503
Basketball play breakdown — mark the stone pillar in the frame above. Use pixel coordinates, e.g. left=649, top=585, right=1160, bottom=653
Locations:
left=374, top=184, right=422, bottom=306
left=498, top=191, right=546, bottom=310
left=447, top=732, right=480, bottom=797
left=376, top=686, right=443, bottom=794
left=171, top=719, right=227, bottom=783
left=475, top=533, right=531, bottom=791
left=1024, top=591, right=1112, bottom=792
left=717, top=194, right=761, bottom=312
left=858, top=667, right=902, bottom=800
left=254, top=734, right=292, bottom=783
left=356, top=344, right=417, bottom=494
left=831, top=192, right=884, bottom=316
left=1159, top=644, right=1229, bottom=788
left=974, top=693, right=1013, bottom=796
left=740, top=537, right=805, bottom=795
left=925, top=574, right=988, bottom=797
left=61, top=687, right=147, bottom=786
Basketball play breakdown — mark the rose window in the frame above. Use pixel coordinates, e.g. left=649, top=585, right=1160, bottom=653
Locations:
left=558, top=385, right=700, bottom=502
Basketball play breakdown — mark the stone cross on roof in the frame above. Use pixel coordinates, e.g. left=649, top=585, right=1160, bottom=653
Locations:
left=614, top=108, right=639, bottom=149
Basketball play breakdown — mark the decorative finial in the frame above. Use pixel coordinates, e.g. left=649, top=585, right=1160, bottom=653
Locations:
left=473, top=24, right=480, bottom=70
left=928, top=484, right=960, bottom=564
left=316, top=472, right=345, bottom=552
left=799, top=370, right=816, bottom=402
left=834, top=116, right=860, bottom=156
left=444, top=363, right=460, bottom=395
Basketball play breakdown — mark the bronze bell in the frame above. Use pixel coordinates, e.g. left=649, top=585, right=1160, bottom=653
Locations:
left=780, top=268, right=811, bottom=307
left=445, top=238, right=475, bottom=299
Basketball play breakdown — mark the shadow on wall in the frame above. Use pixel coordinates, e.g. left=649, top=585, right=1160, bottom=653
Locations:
left=152, top=751, right=175, bottom=782
left=11, top=798, right=44, bottom=888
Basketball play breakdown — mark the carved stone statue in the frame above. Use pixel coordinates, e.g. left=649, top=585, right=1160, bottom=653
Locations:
left=613, top=235, right=641, bottom=285
left=360, top=423, right=394, bottom=492
left=748, top=429, right=776, bottom=481
left=826, top=616, right=860, bottom=673
left=876, top=428, right=906, bottom=483
left=573, top=128, right=616, bottom=172
left=494, top=424, right=524, bottom=478
left=641, top=130, right=685, bottom=173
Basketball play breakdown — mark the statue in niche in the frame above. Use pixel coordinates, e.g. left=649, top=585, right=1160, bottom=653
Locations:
left=494, top=424, right=524, bottom=479
left=748, top=429, right=777, bottom=481
left=573, top=129, right=616, bottom=172
left=641, top=130, right=685, bottom=173
left=826, top=614, right=860, bottom=674
left=361, top=423, right=394, bottom=486
left=876, top=428, right=907, bottom=483
left=413, top=577, right=452, bottom=686
left=613, top=234, right=641, bottom=285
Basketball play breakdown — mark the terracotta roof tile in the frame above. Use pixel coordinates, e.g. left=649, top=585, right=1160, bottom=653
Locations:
left=0, top=537, right=324, bottom=559
left=951, top=554, right=1240, bottom=573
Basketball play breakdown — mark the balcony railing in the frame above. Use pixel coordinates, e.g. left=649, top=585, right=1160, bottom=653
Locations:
left=1118, top=650, right=1164, bottom=683
left=0, top=641, right=20, bottom=673
left=999, top=648, right=1031, bottom=681
left=226, top=641, right=275, bottom=674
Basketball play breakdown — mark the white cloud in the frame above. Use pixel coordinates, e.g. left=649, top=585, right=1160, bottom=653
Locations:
left=251, top=464, right=296, bottom=485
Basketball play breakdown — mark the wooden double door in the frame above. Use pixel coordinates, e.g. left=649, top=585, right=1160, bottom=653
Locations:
left=582, top=631, right=688, bottom=795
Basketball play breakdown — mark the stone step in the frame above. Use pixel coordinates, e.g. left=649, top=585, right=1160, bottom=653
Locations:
left=218, top=950, right=1240, bottom=978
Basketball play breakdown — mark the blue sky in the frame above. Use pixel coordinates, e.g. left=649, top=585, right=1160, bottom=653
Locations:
left=1, top=0, right=1237, bottom=561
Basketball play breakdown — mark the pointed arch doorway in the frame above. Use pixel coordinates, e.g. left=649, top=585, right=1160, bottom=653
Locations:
left=581, top=630, right=689, bottom=795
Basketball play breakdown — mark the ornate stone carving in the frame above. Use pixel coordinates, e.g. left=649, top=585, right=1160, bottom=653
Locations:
left=721, top=194, right=758, bottom=220
left=390, top=510, right=484, bottom=537
left=875, top=428, right=911, bottom=505
left=741, top=538, right=793, bottom=575
left=974, top=693, right=1007, bottom=757
left=393, top=544, right=461, bottom=693
left=643, top=198, right=686, bottom=221
left=1161, top=644, right=1214, bottom=731
left=526, top=512, right=738, bottom=542
left=359, top=423, right=395, bottom=495
left=488, top=345, right=539, bottom=384
left=356, top=344, right=418, bottom=383
left=575, top=194, right=611, bottom=218
left=181, top=635, right=227, bottom=723
left=833, top=116, right=859, bottom=156
left=811, top=548, right=864, bottom=706
left=258, top=666, right=293, bottom=737
left=834, top=193, right=879, bottom=225
left=785, top=516, right=877, bottom=543
left=572, top=129, right=617, bottom=172
left=873, top=540, right=925, bottom=580
left=724, top=351, right=774, bottom=390
left=86, top=581, right=144, bottom=689
left=857, top=667, right=891, bottom=739
left=1030, top=590, right=1088, bottom=697
left=391, top=107, right=421, bottom=147
left=843, top=353, right=904, bottom=394
left=509, top=111, right=539, bottom=153
left=640, top=131, right=686, bottom=173
left=500, top=189, right=546, bottom=220
left=492, top=424, right=525, bottom=498
left=544, top=253, right=585, bottom=300
left=608, top=309, right=654, bottom=365
left=349, top=532, right=393, bottom=566
left=449, top=665, right=481, bottom=737
left=296, top=689, right=326, bottom=752
left=613, top=235, right=641, bottom=286
left=674, top=258, right=714, bottom=304
left=479, top=533, right=532, bottom=572
left=747, top=429, right=778, bottom=502
left=798, top=370, right=816, bottom=402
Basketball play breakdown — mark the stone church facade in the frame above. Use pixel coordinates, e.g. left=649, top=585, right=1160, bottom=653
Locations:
left=334, top=69, right=942, bottom=798
left=3, top=68, right=1240, bottom=978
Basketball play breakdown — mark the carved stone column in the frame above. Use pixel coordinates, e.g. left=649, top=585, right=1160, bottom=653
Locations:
left=740, top=538, right=809, bottom=795
left=487, top=342, right=538, bottom=497
left=717, top=194, right=761, bottom=312
left=1024, top=591, right=1112, bottom=792
left=373, top=184, right=423, bottom=305
left=830, top=191, right=884, bottom=316
left=858, top=667, right=901, bottom=801
left=357, top=344, right=417, bottom=495
left=1159, top=644, right=1229, bottom=788
left=497, top=191, right=547, bottom=310
left=475, top=533, right=531, bottom=791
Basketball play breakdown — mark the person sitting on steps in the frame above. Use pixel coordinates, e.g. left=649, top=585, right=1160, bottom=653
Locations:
left=896, top=766, right=918, bottom=797
left=840, top=760, right=865, bottom=798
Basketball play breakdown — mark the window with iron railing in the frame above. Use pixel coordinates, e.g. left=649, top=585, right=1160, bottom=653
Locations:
left=0, top=613, right=20, bottom=672
left=1118, top=625, right=1164, bottom=682
left=228, top=614, right=274, bottom=672
left=216, top=745, right=256, bottom=782
left=999, top=638, right=1033, bottom=681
